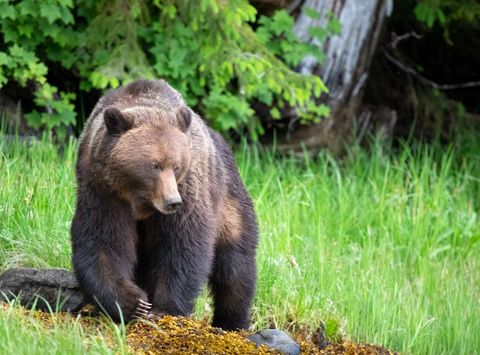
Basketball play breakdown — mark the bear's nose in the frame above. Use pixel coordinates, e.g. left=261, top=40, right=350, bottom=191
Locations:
left=165, top=196, right=183, bottom=211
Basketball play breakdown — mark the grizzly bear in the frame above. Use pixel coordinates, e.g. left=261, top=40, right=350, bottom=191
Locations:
left=71, top=79, right=258, bottom=330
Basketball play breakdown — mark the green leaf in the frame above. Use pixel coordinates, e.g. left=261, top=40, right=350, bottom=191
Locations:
left=327, top=18, right=342, bottom=35
left=0, top=52, right=9, bottom=66
left=303, top=7, right=321, bottom=20
left=270, top=107, right=281, bottom=119
left=309, top=26, right=328, bottom=41
left=40, top=3, right=62, bottom=24
left=0, top=3, right=15, bottom=19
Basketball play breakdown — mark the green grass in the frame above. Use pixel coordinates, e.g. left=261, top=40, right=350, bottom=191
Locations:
left=0, top=306, right=126, bottom=355
left=1, top=135, right=479, bottom=354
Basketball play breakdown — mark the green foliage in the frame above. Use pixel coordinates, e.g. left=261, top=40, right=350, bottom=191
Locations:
left=414, top=0, right=480, bottom=28
left=78, top=0, right=154, bottom=90
left=0, top=0, right=330, bottom=140
left=140, top=1, right=328, bottom=139
left=257, top=10, right=322, bottom=66
left=256, top=8, right=340, bottom=74
left=0, top=0, right=78, bottom=136
left=25, top=84, right=76, bottom=141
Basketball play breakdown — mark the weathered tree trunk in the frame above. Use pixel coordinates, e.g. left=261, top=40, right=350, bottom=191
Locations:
left=279, top=0, right=393, bottom=153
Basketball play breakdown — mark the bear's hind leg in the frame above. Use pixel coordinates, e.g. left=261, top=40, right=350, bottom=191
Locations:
left=210, top=243, right=257, bottom=330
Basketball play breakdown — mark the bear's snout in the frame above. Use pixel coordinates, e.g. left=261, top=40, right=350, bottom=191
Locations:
left=165, top=195, right=182, bottom=212
left=151, top=170, right=183, bottom=214
left=152, top=192, right=182, bottom=215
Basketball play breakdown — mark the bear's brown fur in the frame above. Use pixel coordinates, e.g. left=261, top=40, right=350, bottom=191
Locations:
left=71, top=80, right=258, bottom=330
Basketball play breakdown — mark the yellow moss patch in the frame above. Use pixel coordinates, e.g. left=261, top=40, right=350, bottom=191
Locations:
left=127, top=315, right=277, bottom=354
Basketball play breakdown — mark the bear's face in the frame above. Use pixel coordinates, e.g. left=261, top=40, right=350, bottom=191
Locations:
left=104, top=107, right=191, bottom=219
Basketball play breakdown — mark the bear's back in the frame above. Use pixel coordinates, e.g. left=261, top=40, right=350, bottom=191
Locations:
left=101, top=79, right=184, bottom=111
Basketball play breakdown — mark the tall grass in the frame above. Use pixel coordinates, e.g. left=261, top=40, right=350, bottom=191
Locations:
left=0, top=135, right=479, bottom=354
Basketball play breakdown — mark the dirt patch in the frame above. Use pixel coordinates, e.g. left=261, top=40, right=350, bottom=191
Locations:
left=127, top=316, right=396, bottom=354
left=1, top=303, right=396, bottom=354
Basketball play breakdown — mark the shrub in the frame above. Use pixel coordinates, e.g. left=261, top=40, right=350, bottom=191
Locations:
left=0, top=0, right=330, bottom=140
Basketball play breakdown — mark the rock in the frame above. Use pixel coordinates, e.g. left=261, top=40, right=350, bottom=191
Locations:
left=247, top=329, right=301, bottom=355
left=0, top=268, right=86, bottom=312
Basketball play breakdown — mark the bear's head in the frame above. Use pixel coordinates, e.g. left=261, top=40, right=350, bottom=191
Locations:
left=103, top=106, right=192, bottom=219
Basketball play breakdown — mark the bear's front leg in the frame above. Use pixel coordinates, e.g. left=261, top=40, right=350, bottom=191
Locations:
left=137, top=217, right=215, bottom=318
left=71, top=187, right=149, bottom=322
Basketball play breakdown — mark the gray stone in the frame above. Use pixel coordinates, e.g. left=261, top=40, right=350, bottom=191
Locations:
left=0, top=268, right=86, bottom=312
left=247, top=329, right=301, bottom=355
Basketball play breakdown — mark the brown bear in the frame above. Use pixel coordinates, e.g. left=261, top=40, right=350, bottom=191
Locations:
left=71, top=79, right=258, bottom=330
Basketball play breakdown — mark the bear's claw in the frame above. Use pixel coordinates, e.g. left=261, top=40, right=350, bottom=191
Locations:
left=133, top=299, right=152, bottom=320
left=139, top=299, right=152, bottom=308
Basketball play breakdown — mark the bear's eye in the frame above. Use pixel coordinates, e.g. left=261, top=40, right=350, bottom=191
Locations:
left=151, top=163, right=160, bottom=170
left=174, top=166, right=180, bottom=174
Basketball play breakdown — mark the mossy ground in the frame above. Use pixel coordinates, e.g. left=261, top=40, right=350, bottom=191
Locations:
left=2, top=303, right=395, bottom=354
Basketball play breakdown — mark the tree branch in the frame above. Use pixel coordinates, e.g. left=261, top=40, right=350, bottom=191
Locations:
left=384, top=50, right=480, bottom=90
left=389, top=31, right=423, bottom=49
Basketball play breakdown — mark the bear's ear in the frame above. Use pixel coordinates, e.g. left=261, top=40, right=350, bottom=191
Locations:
left=177, top=106, right=192, bottom=133
left=104, top=107, right=133, bottom=135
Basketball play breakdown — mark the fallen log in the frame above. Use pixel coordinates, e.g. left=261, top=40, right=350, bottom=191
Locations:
left=0, top=268, right=86, bottom=312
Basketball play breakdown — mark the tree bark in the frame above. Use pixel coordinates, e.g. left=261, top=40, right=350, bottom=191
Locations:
left=279, top=0, right=393, bottom=153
